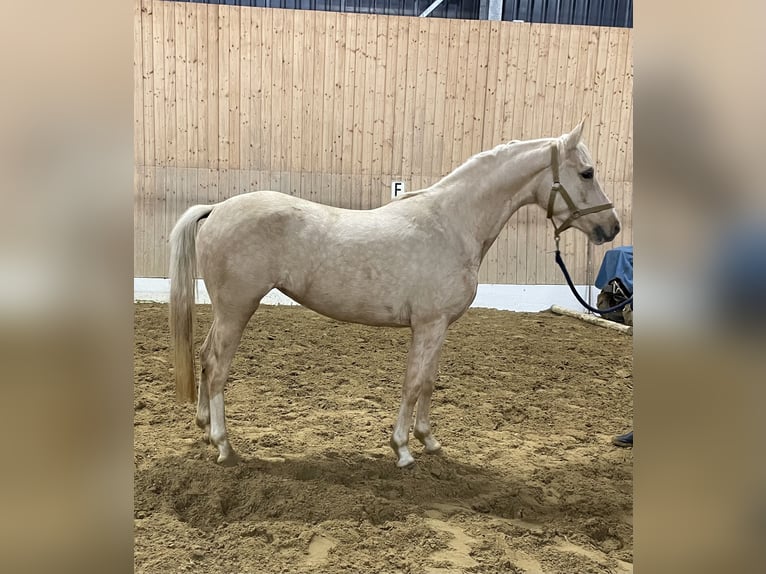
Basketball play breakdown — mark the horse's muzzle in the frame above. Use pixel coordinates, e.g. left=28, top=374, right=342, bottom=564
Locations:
left=593, top=221, right=620, bottom=244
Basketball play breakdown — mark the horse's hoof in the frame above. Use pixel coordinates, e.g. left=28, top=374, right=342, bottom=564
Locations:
left=217, top=452, right=240, bottom=467
left=421, top=436, right=443, bottom=454
left=202, top=432, right=211, bottom=444
left=414, top=431, right=442, bottom=454
left=396, top=455, right=416, bottom=469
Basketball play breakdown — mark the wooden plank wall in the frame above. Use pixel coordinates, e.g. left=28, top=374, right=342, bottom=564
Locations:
left=135, top=0, right=633, bottom=283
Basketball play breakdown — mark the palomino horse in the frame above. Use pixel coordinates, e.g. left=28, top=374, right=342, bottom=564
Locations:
left=169, top=122, right=620, bottom=468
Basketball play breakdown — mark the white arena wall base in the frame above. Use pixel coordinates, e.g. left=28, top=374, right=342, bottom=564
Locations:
left=134, top=278, right=598, bottom=313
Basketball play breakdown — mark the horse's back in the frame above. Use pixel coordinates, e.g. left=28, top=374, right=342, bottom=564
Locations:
left=213, top=190, right=342, bottom=221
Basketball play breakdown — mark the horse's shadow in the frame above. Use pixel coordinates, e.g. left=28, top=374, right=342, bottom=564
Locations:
left=135, top=443, right=628, bottom=532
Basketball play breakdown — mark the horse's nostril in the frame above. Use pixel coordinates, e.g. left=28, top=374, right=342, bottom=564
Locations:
left=593, top=225, right=606, bottom=243
left=614, top=222, right=621, bottom=235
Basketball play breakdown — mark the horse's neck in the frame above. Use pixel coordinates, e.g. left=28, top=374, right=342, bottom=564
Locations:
left=434, top=141, right=552, bottom=260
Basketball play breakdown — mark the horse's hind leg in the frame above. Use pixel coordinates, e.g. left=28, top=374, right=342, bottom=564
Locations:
left=390, top=319, right=447, bottom=468
left=195, top=329, right=213, bottom=443
left=201, top=303, right=258, bottom=466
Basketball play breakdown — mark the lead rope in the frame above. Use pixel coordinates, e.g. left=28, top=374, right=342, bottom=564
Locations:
left=554, top=235, right=633, bottom=314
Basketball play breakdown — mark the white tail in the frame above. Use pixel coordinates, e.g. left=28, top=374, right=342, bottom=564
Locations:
left=169, top=204, right=216, bottom=403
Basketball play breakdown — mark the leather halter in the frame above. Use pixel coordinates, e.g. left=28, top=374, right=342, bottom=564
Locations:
left=546, top=143, right=613, bottom=239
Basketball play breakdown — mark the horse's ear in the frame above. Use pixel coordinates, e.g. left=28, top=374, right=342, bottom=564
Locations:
left=564, top=121, right=585, bottom=150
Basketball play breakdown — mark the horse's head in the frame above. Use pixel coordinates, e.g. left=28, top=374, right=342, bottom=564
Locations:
left=544, top=122, right=621, bottom=245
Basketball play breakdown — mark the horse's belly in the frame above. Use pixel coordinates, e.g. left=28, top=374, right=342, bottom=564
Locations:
left=279, top=269, right=475, bottom=328
left=278, top=284, right=412, bottom=327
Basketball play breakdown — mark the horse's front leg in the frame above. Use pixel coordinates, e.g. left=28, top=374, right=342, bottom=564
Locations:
left=413, top=364, right=442, bottom=454
left=390, top=319, right=447, bottom=468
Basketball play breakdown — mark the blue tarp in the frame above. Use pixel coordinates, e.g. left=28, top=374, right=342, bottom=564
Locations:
left=595, top=246, right=633, bottom=294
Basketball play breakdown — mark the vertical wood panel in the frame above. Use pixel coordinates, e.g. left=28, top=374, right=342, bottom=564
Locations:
left=390, top=17, right=410, bottom=180
left=440, top=19, right=459, bottom=177
left=140, top=1, right=154, bottom=166
left=561, top=26, right=579, bottom=137
left=206, top=3, right=218, bottom=170
left=217, top=7, right=230, bottom=168
left=270, top=9, right=284, bottom=172
left=471, top=21, right=490, bottom=155
left=163, top=4, right=177, bottom=166
left=175, top=5, right=187, bottom=167
left=135, top=4, right=633, bottom=283
left=308, top=11, right=323, bottom=191
left=134, top=1, right=145, bottom=168
left=371, top=17, right=387, bottom=205
left=196, top=4, right=208, bottom=167
left=186, top=5, right=199, bottom=167
left=370, top=15, right=386, bottom=179
left=482, top=20, right=501, bottom=152
left=421, top=20, right=440, bottom=179
left=361, top=14, right=378, bottom=209
left=134, top=167, right=144, bottom=277
left=290, top=9, right=305, bottom=178
left=319, top=12, right=336, bottom=204
left=380, top=16, right=398, bottom=180
left=248, top=10, right=261, bottom=171
left=230, top=7, right=241, bottom=170
left=461, top=20, right=479, bottom=159
left=400, top=17, right=419, bottom=184
left=411, top=19, right=429, bottom=183
left=340, top=14, right=356, bottom=206
left=431, top=20, right=448, bottom=180
left=239, top=7, right=251, bottom=171
left=330, top=12, right=346, bottom=193
left=620, top=33, right=634, bottom=249
left=134, top=5, right=145, bottom=277
left=351, top=14, right=368, bottom=189
left=153, top=167, right=166, bottom=275
left=258, top=8, right=272, bottom=174
left=151, top=1, right=165, bottom=167
left=551, top=24, right=569, bottom=139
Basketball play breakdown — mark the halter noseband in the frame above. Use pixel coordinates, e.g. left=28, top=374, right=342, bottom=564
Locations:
left=546, top=143, right=613, bottom=240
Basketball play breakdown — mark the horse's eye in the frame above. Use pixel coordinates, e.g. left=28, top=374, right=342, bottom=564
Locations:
left=580, top=168, right=594, bottom=180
